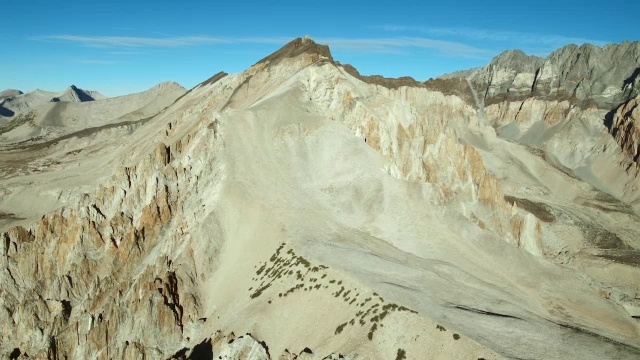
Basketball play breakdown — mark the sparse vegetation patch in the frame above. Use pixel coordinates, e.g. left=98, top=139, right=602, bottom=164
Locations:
left=249, top=242, right=419, bottom=344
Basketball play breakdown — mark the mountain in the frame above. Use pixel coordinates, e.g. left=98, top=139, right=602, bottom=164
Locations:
left=0, top=85, right=106, bottom=119
left=0, top=89, right=23, bottom=100
left=426, top=41, right=640, bottom=201
left=428, top=41, right=640, bottom=108
left=0, top=90, right=24, bottom=117
left=1, top=37, right=639, bottom=360
left=0, top=81, right=186, bottom=148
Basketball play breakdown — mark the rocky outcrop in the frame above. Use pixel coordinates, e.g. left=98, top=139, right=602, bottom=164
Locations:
left=465, top=41, right=640, bottom=108
left=470, top=50, right=544, bottom=105
left=608, top=95, right=640, bottom=174
left=440, top=41, right=640, bottom=203
left=297, top=56, right=543, bottom=254
left=195, top=71, right=229, bottom=89
left=213, top=333, right=270, bottom=360
left=339, top=63, right=424, bottom=90
left=423, top=77, right=475, bottom=105
left=256, top=36, right=333, bottom=67
left=0, top=123, right=220, bottom=358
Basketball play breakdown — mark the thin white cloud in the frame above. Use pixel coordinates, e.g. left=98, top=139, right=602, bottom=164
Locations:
left=319, top=37, right=492, bottom=57
left=33, top=35, right=290, bottom=47
left=32, top=34, right=493, bottom=58
left=75, top=59, right=120, bottom=64
left=107, top=51, right=145, bottom=55
left=35, top=35, right=224, bottom=47
left=380, top=25, right=608, bottom=47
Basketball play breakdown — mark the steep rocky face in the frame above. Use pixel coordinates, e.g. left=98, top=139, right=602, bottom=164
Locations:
left=437, top=41, right=640, bottom=204
left=608, top=95, right=640, bottom=175
left=470, top=49, right=544, bottom=104
left=1, top=137, right=213, bottom=358
left=466, top=42, right=640, bottom=108
left=298, top=60, right=543, bottom=254
left=1, top=37, right=640, bottom=360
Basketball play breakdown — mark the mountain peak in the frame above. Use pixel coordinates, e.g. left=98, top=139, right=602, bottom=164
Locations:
left=49, top=85, right=96, bottom=102
left=487, top=49, right=544, bottom=72
left=255, top=36, right=333, bottom=66
left=152, top=81, right=186, bottom=90
left=0, top=89, right=23, bottom=100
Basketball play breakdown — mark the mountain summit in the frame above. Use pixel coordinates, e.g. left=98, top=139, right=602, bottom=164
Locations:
left=256, top=36, right=334, bottom=65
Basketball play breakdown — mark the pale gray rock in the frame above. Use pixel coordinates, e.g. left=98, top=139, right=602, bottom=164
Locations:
left=0, top=89, right=23, bottom=100
left=0, top=85, right=106, bottom=119
left=464, top=41, right=640, bottom=108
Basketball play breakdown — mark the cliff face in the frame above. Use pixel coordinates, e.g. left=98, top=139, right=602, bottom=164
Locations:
left=1, top=132, right=218, bottom=358
left=467, top=42, right=640, bottom=108
left=298, top=61, right=543, bottom=254
left=608, top=95, right=640, bottom=175
left=1, top=38, right=640, bottom=360
left=434, top=41, right=640, bottom=203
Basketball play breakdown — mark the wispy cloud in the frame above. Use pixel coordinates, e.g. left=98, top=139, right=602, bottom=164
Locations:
left=380, top=25, right=608, bottom=47
left=35, top=35, right=221, bottom=47
left=107, top=51, right=145, bottom=55
left=319, top=37, right=492, bottom=57
left=33, top=35, right=290, bottom=48
left=75, top=59, right=120, bottom=65
left=32, top=34, right=493, bottom=58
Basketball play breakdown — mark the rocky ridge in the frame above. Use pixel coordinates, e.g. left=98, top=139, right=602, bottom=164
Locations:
left=0, top=85, right=106, bottom=119
left=466, top=41, right=640, bottom=108
left=431, top=41, right=640, bottom=202
left=608, top=95, right=640, bottom=175
left=0, top=90, right=24, bottom=101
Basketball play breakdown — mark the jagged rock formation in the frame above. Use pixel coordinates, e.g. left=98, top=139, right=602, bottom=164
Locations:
left=432, top=41, right=640, bottom=200
left=608, top=95, right=640, bottom=174
left=464, top=42, right=640, bottom=108
left=1, top=37, right=639, bottom=360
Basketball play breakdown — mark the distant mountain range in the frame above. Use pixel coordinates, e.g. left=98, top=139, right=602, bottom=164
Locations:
left=0, top=85, right=106, bottom=118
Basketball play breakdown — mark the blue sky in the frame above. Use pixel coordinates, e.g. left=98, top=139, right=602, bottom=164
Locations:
left=2, top=0, right=638, bottom=96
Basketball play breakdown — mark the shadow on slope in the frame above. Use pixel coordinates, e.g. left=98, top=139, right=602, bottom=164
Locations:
left=0, top=105, right=14, bottom=117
